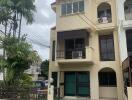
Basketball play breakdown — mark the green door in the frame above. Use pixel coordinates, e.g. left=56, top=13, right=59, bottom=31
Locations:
left=65, top=72, right=76, bottom=96
left=65, top=72, right=90, bottom=97
left=77, top=72, right=90, bottom=96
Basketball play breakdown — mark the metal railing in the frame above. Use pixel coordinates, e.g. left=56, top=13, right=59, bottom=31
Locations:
left=54, top=87, right=60, bottom=100
left=125, top=12, right=132, bottom=20
left=0, top=88, right=47, bottom=100
left=98, top=17, right=112, bottom=24
left=56, top=48, right=86, bottom=59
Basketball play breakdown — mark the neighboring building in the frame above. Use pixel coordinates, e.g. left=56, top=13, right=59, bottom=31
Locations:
left=49, top=0, right=124, bottom=100
left=116, top=0, right=132, bottom=99
left=25, top=64, right=41, bottom=81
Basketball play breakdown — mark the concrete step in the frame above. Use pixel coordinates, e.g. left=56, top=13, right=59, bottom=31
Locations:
left=61, top=97, right=118, bottom=100
left=61, top=96, right=90, bottom=100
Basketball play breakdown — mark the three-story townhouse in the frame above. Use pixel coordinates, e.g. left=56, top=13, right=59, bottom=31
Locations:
left=49, top=0, right=124, bottom=100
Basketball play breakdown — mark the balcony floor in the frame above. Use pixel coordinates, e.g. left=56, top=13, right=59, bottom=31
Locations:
left=57, top=59, right=93, bottom=66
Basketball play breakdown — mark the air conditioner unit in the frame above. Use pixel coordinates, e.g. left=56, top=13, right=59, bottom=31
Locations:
left=101, top=17, right=108, bottom=23
left=72, top=51, right=82, bottom=59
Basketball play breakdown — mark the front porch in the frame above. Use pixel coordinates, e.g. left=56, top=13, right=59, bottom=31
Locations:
left=51, top=68, right=118, bottom=100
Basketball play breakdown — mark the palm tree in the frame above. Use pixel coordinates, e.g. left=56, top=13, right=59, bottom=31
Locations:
left=0, top=0, right=36, bottom=38
left=11, top=0, right=36, bottom=38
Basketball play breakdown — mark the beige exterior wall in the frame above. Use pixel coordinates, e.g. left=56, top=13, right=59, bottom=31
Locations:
left=99, top=87, right=117, bottom=99
left=127, top=87, right=132, bottom=100
left=49, top=0, right=124, bottom=100
left=55, top=0, right=117, bottom=32
left=49, top=30, right=123, bottom=100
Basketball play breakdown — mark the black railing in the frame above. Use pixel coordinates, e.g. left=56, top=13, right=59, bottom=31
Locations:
left=0, top=88, right=47, bottom=100
left=54, top=87, right=60, bottom=100
left=57, top=48, right=86, bottom=59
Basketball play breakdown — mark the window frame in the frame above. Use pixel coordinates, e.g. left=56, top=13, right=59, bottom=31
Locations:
left=99, top=72, right=117, bottom=87
left=52, top=40, right=56, bottom=61
left=99, top=34, right=115, bottom=61
left=61, top=0, right=84, bottom=16
left=61, top=3, right=67, bottom=15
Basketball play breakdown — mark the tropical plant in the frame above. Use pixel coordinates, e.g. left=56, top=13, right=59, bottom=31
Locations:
left=0, top=36, right=40, bottom=86
left=40, top=60, right=49, bottom=78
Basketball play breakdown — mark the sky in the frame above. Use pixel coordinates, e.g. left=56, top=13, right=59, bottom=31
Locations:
left=21, top=0, right=56, bottom=60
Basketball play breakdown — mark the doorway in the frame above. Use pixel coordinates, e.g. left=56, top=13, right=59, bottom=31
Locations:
left=64, top=72, right=90, bottom=97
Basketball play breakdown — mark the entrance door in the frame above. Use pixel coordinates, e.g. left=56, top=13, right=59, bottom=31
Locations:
left=77, top=72, right=90, bottom=96
left=64, top=72, right=76, bottom=96
left=64, top=72, right=90, bottom=97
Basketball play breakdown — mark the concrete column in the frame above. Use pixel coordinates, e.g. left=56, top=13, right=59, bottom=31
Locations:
left=57, top=71, right=60, bottom=88
left=90, top=70, right=99, bottom=100
left=48, top=85, right=54, bottom=100
left=116, top=70, right=124, bottom=100
left=127, top=87, right=132, bottom=100
left=118, top=29, right=128, bottom=62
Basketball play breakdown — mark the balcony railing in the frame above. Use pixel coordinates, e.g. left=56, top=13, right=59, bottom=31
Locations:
left=98, top=17, right=112, bottom=24
left=125, top=12, right=132, bottom=20
left=56, top=48, right=86, bottom=59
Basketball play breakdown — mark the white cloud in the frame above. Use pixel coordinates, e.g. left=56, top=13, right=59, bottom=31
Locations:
left=41, top=10, right=50, bottom=18
left=21, top=0, right=56, bottom=60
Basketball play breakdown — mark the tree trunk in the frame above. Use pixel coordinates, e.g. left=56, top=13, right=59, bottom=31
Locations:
left=4, top=21, right=7, bottom=37
left=18, top=13, right=22, bottom=39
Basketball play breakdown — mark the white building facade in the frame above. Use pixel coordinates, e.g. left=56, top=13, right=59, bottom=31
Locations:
left=117, top=0, right=132, bottom=99
left=25, top=64, right=41, bottom=81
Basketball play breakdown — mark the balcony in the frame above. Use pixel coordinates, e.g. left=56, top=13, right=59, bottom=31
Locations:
left=57, top=48, right=85, bottom=59
left=56, top=47, right=93, bottom=66
left=123, top=1, right=132, bottom=28
left=124, top=0, right=132, bottom=20
left=125, top=12, right=132, bottom=20
left=97, top=3, right=112, bottom=24
left=51, top=2, right=56, bottom=12
left=56, top=29, right=93, bottom=66
left=122, top=56, right=132, bottom=87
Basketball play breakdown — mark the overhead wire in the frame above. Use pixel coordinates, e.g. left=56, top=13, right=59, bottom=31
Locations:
left=0, top=25, right=50, bottom=48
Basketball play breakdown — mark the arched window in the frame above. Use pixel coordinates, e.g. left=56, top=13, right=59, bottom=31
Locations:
left=99, top=68, right=117, bottom=87
left=97, top=3, right=112, bottom=23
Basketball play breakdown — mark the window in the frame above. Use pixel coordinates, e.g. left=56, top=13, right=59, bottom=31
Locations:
left=65, top=38, right=85, bottom=59
left=67, top=3, right=72, bottom=14
left=73, top=2, right=79, bottom=13
left=61, top=4, right=66, bottom=15
left=99, top=72, right=117, bottom=86
left=61, top=1, right=84, bottom=16
left=52, top=40, right=55, bottom=61
left=52, top=72, right=58, bottom=87
left=79, top=1, right=84, bottom=12
left=99, top=34, right=115, bottom=61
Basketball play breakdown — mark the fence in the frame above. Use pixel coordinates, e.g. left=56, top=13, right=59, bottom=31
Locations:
left=0, top=88, right=47, bottom=100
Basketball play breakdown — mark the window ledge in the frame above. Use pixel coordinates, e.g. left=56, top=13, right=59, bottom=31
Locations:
left=60, top=12, right=85, bottom=17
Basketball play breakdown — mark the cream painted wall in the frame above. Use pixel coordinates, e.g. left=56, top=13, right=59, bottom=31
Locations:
left=127, top=87, right=132, bottom=100
left=99, top=87, right=118, bottom=98
left=55, top=0, right=117, bottom=32
left=49, top=29, right=124, bottom=100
